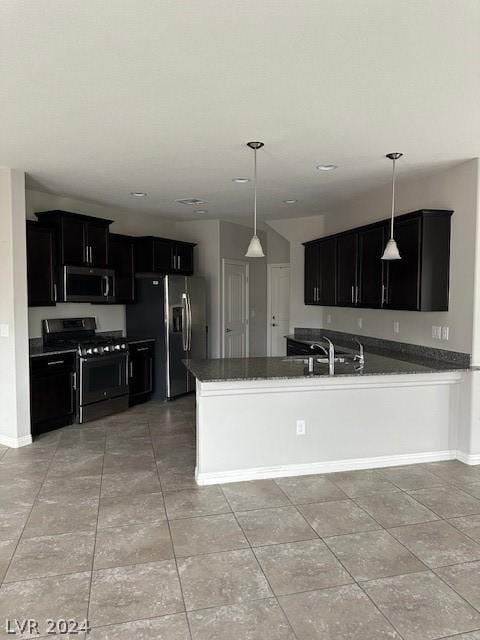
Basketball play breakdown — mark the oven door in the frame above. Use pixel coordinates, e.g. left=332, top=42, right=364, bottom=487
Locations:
left=63, top=266, right=115, bottom=303
left=80, top=352, right=128, bottom=406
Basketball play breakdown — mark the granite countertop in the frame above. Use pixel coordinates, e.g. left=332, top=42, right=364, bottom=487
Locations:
left=184, top=351, right=469, bottom=383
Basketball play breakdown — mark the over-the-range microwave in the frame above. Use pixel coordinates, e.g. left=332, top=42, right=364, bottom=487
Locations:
left=61, top=265, right=116, bottom=303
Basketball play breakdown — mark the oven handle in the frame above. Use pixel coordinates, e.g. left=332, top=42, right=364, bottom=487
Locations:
left=103, top=275, right=110, bottom=297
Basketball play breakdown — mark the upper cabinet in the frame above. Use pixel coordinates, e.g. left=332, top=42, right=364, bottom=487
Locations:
left=36, top=210, right=112, bottom=268
left=135, top=236, right=196, bottom=275
left=304, top=209, right=452, bottom=312
left=26, top=222, right=57, bottom=307
left=109, top=233, right=136, bottom=304
left=304, top=237, right=337, bottom=306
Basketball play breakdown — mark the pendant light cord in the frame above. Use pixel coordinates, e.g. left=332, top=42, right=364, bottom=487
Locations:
left=253, top=146, right=257, bottom=236
left=390, top=156, right=396, bottom=240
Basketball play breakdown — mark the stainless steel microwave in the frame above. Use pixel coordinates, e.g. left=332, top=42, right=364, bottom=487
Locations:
left=62, top=266, right=116, bottom=303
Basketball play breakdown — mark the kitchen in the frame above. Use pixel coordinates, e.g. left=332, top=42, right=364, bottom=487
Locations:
left=1, top=2, right=480, bottom=639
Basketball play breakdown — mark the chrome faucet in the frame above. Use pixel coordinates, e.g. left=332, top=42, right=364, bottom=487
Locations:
left=322, top=336, right=335, bottom=375
left=353, top=339, right=365, bottom=366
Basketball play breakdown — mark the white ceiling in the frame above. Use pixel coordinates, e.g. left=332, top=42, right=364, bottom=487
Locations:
left=1, top=0, right=479, bottom=221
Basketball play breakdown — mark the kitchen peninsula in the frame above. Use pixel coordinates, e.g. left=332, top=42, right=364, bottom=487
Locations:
left=186, top=341, right=473, bottom=486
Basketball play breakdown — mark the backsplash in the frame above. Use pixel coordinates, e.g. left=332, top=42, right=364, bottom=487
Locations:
left=294, top=327, right=471, bottom=366
left=28, top=304, right=126, bottom=338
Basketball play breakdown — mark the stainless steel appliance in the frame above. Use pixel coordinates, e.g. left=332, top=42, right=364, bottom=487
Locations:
left=126, top=275, right=207, bottom=399
left=43, top=317, right=129, bottom=422
left=62, top=266, right=115, bottom=303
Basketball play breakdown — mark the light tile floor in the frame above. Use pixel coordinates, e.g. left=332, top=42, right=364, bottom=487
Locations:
left=2, top=396, right=480, bottom=638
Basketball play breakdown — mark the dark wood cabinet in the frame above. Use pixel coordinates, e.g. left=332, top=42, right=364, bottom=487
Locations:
left=336, top=232, right=358, bottom=306
left=318, top=238, right=337, bottom=306
left=304, top=243, right=319, bottom=304
left=129, top=341, right=154, bottom=406
left=304, top=209, right=452, bottom=312
left=30, top=353, right=76, bottom=436
left=109, top=233, right=135, bottom=304
left=136, top=236, right=196, bottom=275
left=26, top=222, right=57, bottom=307
left=358, top=225, right=387, bottom=308
left=36, top=210, right=111, bottom=268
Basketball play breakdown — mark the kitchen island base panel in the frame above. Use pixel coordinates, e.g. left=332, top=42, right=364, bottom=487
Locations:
left=194, top=372, right=469, bottom=486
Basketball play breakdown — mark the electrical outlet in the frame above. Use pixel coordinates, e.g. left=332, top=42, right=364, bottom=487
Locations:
left=357, top=317, right=363, bottom=329
left=393, top=321, right=400, bottom=334
left=442, top=326, right=449, bottom=340
left=296, top=419, right=306, bottom=436
left=326, top=314, right=332, bottom=324
left=0, top=324, right=8, bottom=338
left=432, top=326, right=441, bottom=339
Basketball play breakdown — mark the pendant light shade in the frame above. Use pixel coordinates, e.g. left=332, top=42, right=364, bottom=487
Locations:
left=381, top=152, right=403, bottom=261
left=245, top=141, right=265, bottom=258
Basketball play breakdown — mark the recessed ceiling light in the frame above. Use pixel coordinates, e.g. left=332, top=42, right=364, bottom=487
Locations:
left=130, top=191, right=147, bottom=197
left=283, top=199, right=297, bottom=204
left=232, top=177, right=250, bottom=183
left=195, top=210, right=207, bottom=214
left=175, top=198, right=207, bottom=206
left=316, top=164, right=337, bottom=171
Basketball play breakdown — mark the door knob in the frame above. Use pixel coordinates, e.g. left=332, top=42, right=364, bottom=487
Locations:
left=272, top=323, right=277, bottom=327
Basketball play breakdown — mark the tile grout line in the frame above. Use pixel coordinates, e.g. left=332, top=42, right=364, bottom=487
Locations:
left=219, top=484, right=301, bottom=640
left=0, top=436, right=62, bottom=589
left=85, top=423, right=108, bottom=629
left=149, top=414, right=193, bottom=640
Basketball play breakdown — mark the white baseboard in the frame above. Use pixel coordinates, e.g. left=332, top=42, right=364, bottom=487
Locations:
left=456, top=451, right=480, bottom=465
left=196, top=449, right=457, bottom=485
left=0, top=434, right=33, bottom=449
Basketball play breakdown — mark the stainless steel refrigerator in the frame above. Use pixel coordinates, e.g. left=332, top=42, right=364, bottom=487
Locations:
left=126, top=275, right=207, bottom=399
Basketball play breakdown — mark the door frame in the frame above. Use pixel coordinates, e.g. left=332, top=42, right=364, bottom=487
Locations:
left=267, top=262, right=290, bottom=356
left=221, top=258, right=250, bottom=358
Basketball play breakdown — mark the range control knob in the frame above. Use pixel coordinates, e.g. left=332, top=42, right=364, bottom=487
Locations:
left=93, top=347, right=99, bottom=353
left=104, top=346, right=110, bottom=352
left=86, top=348, right=93, bottom=355
left=121, top=343, right=126, bottom=350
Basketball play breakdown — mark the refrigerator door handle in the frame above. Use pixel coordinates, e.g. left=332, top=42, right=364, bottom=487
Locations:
left=187, top=293, right=193, bottom=352
left=181, top=293, right=188, bottom=351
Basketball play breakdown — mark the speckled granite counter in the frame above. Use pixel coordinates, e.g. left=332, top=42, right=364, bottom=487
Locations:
left=184, top=351, right=469, bottom=383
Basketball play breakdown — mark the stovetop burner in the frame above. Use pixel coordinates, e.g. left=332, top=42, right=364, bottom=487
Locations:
left=42, top=317, right=127, bottom=357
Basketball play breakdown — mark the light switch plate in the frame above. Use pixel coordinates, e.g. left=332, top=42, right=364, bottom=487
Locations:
left=0, top=324, right=8, bottom=337
left=442, top=326, right=449, bottom=340
left=393, top=321, right=400, bottom=334
left=296, top=419, right=306, bottom=436
left=357, top=317, right=363, bottom=329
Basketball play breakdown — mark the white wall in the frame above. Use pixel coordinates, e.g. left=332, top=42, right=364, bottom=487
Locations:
left=0, top=169, right=31, bottom=446
left=267, top=215, right=326, bottom=331
left=321, top=160, right=479, bottom=354
left=26, top=189, right=178, bottom=338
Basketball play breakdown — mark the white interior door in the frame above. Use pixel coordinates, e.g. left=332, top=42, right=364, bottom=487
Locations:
left=222, top=259, right=249, bottom=358
left=268, top=264, right=290, bottom=356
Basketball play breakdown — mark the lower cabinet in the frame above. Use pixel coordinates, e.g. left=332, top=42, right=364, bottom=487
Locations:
left=30, top=353, right=76, bottom=436
left=129, top=342, right=155, bottom=406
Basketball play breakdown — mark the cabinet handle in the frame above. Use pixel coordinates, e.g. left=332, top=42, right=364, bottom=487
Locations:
left=72, top=371, right=77, bottom=390
left=178, top=255, right=181, bottom=270
left=129, top=361, right=133, bottom=378
left=136, top=347, right=150, bottom=352
left=47, top=360, right=64, bottom=366
left=355, top=285, right=359, bottom=304
left=53, top=283, right=57, bottom=302
left=89, top=246, right=93, bottom=264
left=85, top=245, right=88, bottom=264
left=351, top=285, right=355, bottom=304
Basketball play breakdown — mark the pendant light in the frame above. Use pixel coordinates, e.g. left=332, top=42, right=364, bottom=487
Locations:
left=381, top=152, right=403, bottom=261
left=245, top=141, right=265, bottom=258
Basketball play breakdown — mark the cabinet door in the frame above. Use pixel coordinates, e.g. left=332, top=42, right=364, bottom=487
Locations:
left=154, top=239, right=176, bottom=273
left=87, top=221, right=109, bottom=267
left=27, top=224, right=56, bottom=306
left=385, top=217, right=421, bottom=310
left=318, top=238, right=336, bottom=306
left=358, top=225, right=386, bottom=308
left=304, top=243, right=319, bottom=305
left=61, top=217, right=87, bottom=265
left=129, top=345, right=154, bottom=404
left=30, top=359, right=75, bottom=435
left=336, top=232, right=358, bottom=306
left=109, top=235, right=135, bottom=303
left=175, top=244, right=194, bottom=275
